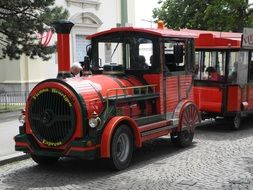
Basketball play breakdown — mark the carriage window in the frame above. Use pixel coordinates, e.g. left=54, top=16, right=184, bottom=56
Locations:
left=229, top=51, right=248, bottom=84
left=195, top=51, right=225, bottom=81
left=164, top=41, right=185, bottom=73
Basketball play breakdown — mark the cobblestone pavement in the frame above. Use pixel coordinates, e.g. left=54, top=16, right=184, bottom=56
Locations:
left=2, top=119, right=253, bottom=190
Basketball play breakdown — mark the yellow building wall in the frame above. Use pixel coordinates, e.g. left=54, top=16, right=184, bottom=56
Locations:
left=0, top=58, right=21, bottom=83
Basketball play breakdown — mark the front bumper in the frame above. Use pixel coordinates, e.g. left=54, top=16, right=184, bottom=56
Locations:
left=14, top=126, right=100, bottom=160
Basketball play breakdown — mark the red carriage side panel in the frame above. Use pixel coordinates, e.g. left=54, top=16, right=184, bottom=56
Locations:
left=194, top=86, right=222, bottom=113
left=179, top=75, right=193, bottom=101
left=248, top=85, right=253, bottom=110
left=227, top=86, right=241, bottom=112
left=166, top=75, right=193, bottom=113
left=166, top=76, right=179, bottom=112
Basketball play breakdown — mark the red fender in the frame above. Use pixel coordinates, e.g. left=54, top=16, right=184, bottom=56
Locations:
left=100, top=116, right=141, bottom=158
left=173, top=100, right=200, bottom=132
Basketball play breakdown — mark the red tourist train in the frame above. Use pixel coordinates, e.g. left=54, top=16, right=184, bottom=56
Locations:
left=14, top=21, right=200, bottom=170
left=192, top=29, right=253, bottom=130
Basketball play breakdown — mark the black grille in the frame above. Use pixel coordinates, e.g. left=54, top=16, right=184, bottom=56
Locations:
left=28, top=88, right=76, bottom=146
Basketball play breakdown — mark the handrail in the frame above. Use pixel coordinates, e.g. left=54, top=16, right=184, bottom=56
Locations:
left=105, top=84, right=157, bottom=113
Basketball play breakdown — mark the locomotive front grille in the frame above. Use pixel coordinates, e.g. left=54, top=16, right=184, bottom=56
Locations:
left=28, top=88, right=76, bottom=147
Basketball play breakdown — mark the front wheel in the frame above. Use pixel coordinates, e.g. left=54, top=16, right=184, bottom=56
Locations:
left=31, top=154, right=59, bottom=165
left=171, top=103, right=200, bottom=147
left=109, top=125, right=134, bottom=171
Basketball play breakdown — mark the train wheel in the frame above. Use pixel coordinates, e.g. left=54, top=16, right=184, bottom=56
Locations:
left=31, top=154, right=59, bottom=165
left=109, top=125, right=134, bottom=171
left=229, top=114, right=241, bottom=130
left=171, top=104, right=200, bottom=147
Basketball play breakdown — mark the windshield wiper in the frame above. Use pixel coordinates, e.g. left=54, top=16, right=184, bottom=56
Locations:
left=110, top=42, right=120, bottom=59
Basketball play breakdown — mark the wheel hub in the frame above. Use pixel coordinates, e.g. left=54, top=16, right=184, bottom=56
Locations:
left=116, top=134, right=129, bottom=162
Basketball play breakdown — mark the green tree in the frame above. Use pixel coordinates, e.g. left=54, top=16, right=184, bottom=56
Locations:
left=153, top=0, right=253, bottom=32
left=0, top=0, right=68, bottom=60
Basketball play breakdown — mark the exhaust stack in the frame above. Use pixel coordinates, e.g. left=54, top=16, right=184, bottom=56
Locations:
left=54, top=20, right=74, bottom=78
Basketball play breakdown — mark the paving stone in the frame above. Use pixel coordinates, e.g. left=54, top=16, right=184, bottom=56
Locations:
left=2, top=121, right=253, bottom=189
left=178, top=180, right=197, bottom=186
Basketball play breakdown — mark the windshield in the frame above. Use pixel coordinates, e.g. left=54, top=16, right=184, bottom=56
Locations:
left=91, top=35, right=155, bottom=72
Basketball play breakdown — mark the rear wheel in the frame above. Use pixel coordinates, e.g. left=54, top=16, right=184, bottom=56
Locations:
left=171, top=130, right=194, bottom=147
left=171, top=103, right=200, bottom=147
left=31, top=154, right=59, bottom=165
left=109, top=125, right=134, bottom=171
left=229, top=113, right=241, bottom=130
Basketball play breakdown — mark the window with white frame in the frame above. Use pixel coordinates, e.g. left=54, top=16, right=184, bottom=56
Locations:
left=75, top=35, right=91, bottom=62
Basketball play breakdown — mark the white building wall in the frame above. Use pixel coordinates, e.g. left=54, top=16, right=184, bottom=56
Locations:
left=0, top=0, right=135, bottom=92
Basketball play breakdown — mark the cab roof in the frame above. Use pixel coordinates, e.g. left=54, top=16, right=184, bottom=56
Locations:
left=86, top=27, right=196, bottom=39
left=86, top=26, right=242, bottom=48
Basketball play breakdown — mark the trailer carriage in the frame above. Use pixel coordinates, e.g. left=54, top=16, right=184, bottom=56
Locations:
left=192, top=29, right=253, bottom=130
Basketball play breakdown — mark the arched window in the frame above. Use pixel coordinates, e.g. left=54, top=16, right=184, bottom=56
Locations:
left=69, top=12, right=102, bottom=62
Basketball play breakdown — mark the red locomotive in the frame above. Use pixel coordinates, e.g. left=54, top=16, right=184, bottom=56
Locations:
left=192, top=29, right=253, bottom=130
left=15, top=21, right=200, bottom=170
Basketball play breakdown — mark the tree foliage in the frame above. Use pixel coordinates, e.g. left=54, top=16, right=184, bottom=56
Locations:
left=153, top=0, right=253, bottom=32
left=0, top=0, right=68, bottom=60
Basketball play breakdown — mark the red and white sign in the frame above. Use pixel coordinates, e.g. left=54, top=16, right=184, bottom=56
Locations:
left=242, top=28, right=253, bottom=49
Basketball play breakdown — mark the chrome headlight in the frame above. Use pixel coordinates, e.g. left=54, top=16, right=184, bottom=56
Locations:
left=88, top=117, right=100, bottom=128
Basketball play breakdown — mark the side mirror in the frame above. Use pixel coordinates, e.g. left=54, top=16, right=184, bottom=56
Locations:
left=83, top=56, right=90, bottom=71
left=173, top=44, right=184, bottom=63
left=86, top=44, right=92, bottom=59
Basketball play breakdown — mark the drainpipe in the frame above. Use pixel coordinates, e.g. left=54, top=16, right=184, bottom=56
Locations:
left=121, top=0, right=128, bottom=26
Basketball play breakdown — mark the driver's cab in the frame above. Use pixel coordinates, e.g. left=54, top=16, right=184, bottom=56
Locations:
left=88, top=32, right=159, bottom=76
left=86, top=28, right=195, bottom=118
left=87, top=29, right=194, bottom=76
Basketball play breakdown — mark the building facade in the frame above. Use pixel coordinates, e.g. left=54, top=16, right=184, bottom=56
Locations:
left=0, top=0, right=135, bottom=92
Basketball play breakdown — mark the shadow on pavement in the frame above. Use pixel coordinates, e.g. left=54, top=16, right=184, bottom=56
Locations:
left=4, top=117, right=253, bottom=188
left=2, top=138, right=196, bottom=189
left=195, top=116, right=253, bottom=141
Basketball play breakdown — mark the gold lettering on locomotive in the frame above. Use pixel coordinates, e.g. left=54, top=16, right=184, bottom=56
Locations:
left=51, top=88, right=72, bottom=107
left=42, top=139, right=62, bottom=147
left=33, top=88, right=72, bottom=107
left=33, top=88, right=49, bottom=100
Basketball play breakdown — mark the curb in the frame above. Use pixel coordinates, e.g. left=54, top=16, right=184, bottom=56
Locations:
left=0, top=110, right=21, bottom=123
left=0, top=153, right=30, bottom=166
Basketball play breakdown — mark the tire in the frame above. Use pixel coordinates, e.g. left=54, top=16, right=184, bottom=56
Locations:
left=171, top=103, right=200, bottom=147
left=109, top=125, right=134, bottom=171
left=171, top=130, right=194, bottom=147
left=229, top=114, right=241, bottom=130
left=31, top=154, right=59, bottom=165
